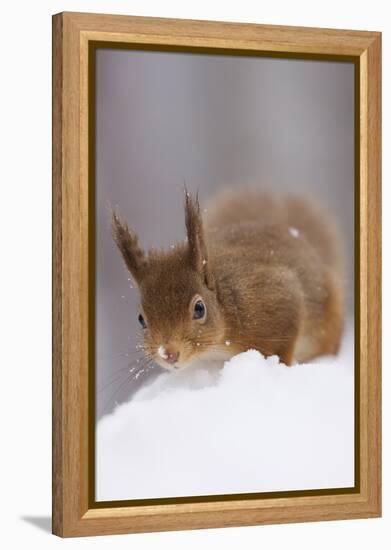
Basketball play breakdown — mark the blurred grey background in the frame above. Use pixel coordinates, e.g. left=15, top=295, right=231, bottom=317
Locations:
left=95, top=49, right=354, bottom=420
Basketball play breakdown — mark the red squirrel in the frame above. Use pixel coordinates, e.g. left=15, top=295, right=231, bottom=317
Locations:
left=112, top=188, right=344, bottom=370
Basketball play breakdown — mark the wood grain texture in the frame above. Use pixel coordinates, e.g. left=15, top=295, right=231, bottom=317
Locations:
left=365, top=33, right=382, bottom=515
left=52, top=12, right=63, bottom=537
left=67, top=11, right=378, bottom=55
left=52, top=12, right=86, bottom=536
left=52, top=12, right=382, bottom=538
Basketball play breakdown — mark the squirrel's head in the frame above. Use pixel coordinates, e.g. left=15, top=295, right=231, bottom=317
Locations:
left=112, top=192, right=225, bottom=370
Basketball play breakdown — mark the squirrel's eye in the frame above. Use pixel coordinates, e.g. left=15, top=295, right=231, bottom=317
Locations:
left=138, top=313, right=147, bottom=329
left=193, top=300, right=205, bottom=320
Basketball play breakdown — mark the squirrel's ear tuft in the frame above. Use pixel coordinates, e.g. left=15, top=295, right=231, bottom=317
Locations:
left=111, top=210, right=146, bottom=284
left=184, top=191, right=215, bottom=290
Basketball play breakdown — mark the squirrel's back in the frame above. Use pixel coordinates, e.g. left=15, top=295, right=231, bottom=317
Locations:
left=204, top=187, right=342, bottom=272
left=204, top=187, right=345, bottom=363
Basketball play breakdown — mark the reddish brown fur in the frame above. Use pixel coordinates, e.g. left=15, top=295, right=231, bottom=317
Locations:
left=112, top=188, right=345, bottom=370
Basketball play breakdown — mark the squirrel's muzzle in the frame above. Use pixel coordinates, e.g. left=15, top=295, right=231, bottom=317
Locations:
left=165, top=350, right=180, bottom=364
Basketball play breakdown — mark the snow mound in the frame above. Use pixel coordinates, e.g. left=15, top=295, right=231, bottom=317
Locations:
left=96, top=324, right=354, bottom=501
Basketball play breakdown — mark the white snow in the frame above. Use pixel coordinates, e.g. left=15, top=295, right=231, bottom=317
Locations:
left=96, top=322, right=354, bottom=501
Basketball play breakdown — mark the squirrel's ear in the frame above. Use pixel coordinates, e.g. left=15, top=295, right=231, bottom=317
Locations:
left=111, top=210, right=147, bottom=284
left=184, top=191, right=215, bottom=290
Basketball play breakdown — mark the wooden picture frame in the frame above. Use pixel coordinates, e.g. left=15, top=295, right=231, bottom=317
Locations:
left=52, top=11, right=381, bottom=537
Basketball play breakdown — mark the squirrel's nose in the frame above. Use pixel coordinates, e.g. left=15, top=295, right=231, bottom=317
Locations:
left=165, top=351, right=179, bottom=364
